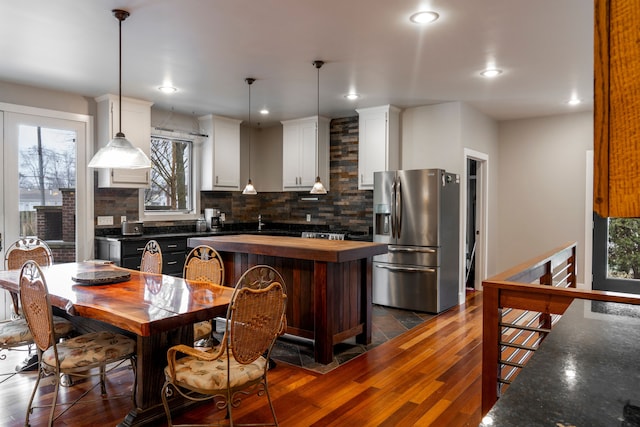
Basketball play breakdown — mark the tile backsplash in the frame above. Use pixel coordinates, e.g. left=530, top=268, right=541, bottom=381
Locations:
left=95, top=115, right=373, bottom=234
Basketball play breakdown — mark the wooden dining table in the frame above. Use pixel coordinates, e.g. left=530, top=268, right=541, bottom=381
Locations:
left=0, top=261, right=233, bottom=427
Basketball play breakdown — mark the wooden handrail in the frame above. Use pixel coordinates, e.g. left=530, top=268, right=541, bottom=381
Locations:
left=481, top=242, right=640, bottom=415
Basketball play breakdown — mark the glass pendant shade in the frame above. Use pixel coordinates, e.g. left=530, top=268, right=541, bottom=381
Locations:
left=88, top=132, right=151, bottom=169
left=88, top=9, right=151, bottom=170
left=242, top=179, right=257, bottom=195
left=310, top=176, right=327, bottom=194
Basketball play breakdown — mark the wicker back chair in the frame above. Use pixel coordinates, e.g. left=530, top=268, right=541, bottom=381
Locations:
left=162, top=265, right=287, bottom=427
left=183, top=245, right=224, bottom=344
left=5, top=236, right=53, bottom=270
left=140, top=239, right=163, bottom=274
left=19, top=261, right=137, bottom=426
left=0, top=237, right=71, bottom=385
left=4, top=237, right=53, bottom=317
left=183, top=245, right=224, bottom=285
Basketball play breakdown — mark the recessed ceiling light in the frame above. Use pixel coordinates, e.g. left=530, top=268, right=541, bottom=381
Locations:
left=259, top=109, right=269, bottom=115
left=410, top=11, right=439, bottom=24
left=344, top=93, right=360, bottom=100
left=480, top=69, right=502, bottom=78
left=567, top=97, right=581, bottom=106
left=158, top=86, right=177, bottom=93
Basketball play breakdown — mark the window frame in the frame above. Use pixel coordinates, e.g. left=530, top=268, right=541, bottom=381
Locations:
left=138, top=130, right=201, bottom=222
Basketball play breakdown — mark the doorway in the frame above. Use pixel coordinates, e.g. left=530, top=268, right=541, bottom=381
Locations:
left=0, top=106, right=92, bottom=320
left=462, top=149, right=489, bottom=295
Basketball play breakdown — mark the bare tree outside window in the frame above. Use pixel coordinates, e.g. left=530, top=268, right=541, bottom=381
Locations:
left=17, top=125, right=76, bottom=237
left=145, top=136, right=192, bottom=212
left=19, top=127, right=76, bottom=196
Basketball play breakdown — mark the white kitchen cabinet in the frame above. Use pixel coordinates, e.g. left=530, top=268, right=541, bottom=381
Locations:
left=281, top=116, right=329, bottom=191
left=356, top=105, right=400, bottom=190
left=94, top=94, right=153, bottom=188
left=198, top=114, right=243, bottom=191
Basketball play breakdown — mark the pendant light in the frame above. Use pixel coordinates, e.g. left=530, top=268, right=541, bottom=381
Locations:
left=242, top=77, right=258, bottom=195
left=88, top=9, right=151, bottom=170
left=310, top=60, right=327, bottom=194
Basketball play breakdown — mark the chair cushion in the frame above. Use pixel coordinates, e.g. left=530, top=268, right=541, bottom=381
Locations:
left=42, top=331, right=135, bottom=370
left=0, top=316, right=74, bottom=346
left=193, top=320, right=212, bottom=341
left=165, top=350, right=266, bottom=391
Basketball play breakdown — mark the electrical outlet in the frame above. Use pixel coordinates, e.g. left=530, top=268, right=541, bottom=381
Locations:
left=97, top=216, right=114, bottom=226
left=121, top=216, right=127, bottom=223
left=306, top=214, right=311, bottom=222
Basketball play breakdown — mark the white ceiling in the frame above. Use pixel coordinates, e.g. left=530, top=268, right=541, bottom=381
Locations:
left=0, top=0, right=593, bottom=126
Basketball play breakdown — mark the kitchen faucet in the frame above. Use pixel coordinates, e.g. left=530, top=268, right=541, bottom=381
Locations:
left=258, top=214, right=265, bottom=231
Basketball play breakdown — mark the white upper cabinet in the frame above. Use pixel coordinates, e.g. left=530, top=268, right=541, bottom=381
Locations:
left=198, top=114, right=242, bottom=191
left=356, top=105, right=400, bottom=190
left=94, top=94, right=153, bottom=188
left=281, top=116, right=329, bottom=191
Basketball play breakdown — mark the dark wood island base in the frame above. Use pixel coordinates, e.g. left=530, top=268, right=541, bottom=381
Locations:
left=188, top=234, right=388, bottom=364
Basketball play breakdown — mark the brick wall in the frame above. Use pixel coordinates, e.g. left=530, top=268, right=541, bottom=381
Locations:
left=62, top=188, right=75, bottom=242
left=36, top=207, right=62, bottom=240
left=34, top=188, right=77, bottom=262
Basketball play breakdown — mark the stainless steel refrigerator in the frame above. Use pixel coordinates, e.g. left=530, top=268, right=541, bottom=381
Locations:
left=372, top=169, right=460, bottom=313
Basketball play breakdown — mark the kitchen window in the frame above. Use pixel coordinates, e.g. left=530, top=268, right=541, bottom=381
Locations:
left=144, top=135, right=193, bottom=214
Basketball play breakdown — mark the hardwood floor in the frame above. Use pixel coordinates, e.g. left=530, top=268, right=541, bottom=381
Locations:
left=0, top=291, right=483, bottom=427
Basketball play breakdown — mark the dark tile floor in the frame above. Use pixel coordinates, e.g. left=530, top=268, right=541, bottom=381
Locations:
left=269, top=305, right=435, bottom=374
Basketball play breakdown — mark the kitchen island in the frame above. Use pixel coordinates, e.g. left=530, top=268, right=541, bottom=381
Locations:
left=188, top=234, right=388, bottom=364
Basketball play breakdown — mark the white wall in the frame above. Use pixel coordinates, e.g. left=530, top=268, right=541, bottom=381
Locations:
left=402, top=102, right=463, bottom=173
left=460, top=104, right=500, bottom=277
left=497, top=112, right=593, bottom=282
left=0, top=81, right=93, bottom=116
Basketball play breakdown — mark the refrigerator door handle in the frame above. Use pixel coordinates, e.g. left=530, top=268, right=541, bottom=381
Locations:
left=375, top=264, right=436, bottom=273
left=396, top=176, right=402, bottom=238
left=391, top=178, right=397, bottom=238
left=389, top=247, right=437, bottom=254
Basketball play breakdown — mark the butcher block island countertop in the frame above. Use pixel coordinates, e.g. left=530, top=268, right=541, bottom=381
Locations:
left=189, top=234, right=387, bottom=262
left=188, top=234, right=388, bottom=364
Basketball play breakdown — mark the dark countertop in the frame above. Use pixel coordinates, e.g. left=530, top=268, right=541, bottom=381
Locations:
left=95, top=230, right=239, bottom=242
left=482, top=298, right=640, bottom=427
left=95, top=223, right=373, bottom=242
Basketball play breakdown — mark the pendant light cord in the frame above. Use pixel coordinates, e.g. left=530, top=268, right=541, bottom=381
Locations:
left=118, top=14, right=122, bottom=136
left=113, top=9, right=130, bottom=138
left=247, top=78, right=253, bottom=178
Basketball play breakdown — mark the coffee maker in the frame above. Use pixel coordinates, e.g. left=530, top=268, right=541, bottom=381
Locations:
left=209, top=209, right=222, bottom=231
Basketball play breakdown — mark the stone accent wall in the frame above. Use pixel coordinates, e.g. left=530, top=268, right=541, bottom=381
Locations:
left=93, top=187, right=140, bottom=229
left=94, top=115, right=374, bottom=235
left=201, top=116, right=373, bottom=233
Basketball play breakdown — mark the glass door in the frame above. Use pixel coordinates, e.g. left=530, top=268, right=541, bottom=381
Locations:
left=1, top=110, right=90, bottom=319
